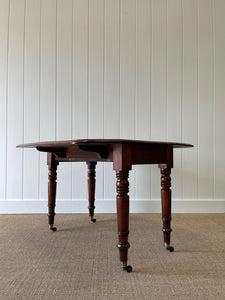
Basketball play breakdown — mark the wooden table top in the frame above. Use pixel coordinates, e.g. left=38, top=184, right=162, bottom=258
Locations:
left=17, top=139, right=193, bottom=149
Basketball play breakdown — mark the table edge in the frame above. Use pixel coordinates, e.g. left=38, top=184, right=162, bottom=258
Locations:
left=17, top=139, right=194, bottom=149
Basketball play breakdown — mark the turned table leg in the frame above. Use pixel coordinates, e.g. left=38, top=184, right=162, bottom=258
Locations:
left=47, top=153, right=59, bottom=232
left=116, top=170, right=132, bottom=273
left=87, top=162, right=97, bottom=223
left=160, top=166, right=174, bottom=252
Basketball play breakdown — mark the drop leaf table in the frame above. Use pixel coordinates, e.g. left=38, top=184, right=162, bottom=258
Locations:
left=17, top=139, right=193, bottom=272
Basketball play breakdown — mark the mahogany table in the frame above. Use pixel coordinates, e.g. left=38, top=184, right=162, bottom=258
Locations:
left=17, top=139, right=193, bottom=272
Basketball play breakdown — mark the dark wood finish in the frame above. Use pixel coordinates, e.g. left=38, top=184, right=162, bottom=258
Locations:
left=47, top=153, right=59, bottom=231
left=159, top=166, right=173, bottom=251
left=17, top=139, right=193, bottom=271
left=87, top=162, right=97, bottom=222
left=116, top=170, right=130, bottom=268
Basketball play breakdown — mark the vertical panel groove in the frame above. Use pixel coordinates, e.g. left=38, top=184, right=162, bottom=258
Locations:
left=103, top=0, right=105, bottom=198
left=149, top=0, right=152, bottom=140
left=71, top=0, right=73, bottom=200
left=166, top=0, right=168, bottom=140
left=197, top=0, right=200, bottom=200
left=22, top=0, right=26, bottom=200
left=5, top=0, right=11, bottom=200
left=212, top=0, right=215, bottom=200
left=119, top=0, right=121, bottom=139
left=134, top=0, right=136, bottom=201
left=5, top=0, right=9, bottom=199
left=134, top=0, right=137, bottom=142
left=87, top=0, right=89, bottom=138
left=55, top=0, right=58, bottom=141
left=103, top=0, right=105, bottom=139
left=197, top=0, right=199, bottom=199
left=38, top=0, right=42, bottom=200
left=181, top=0, right=184, bottom=200
left=119, top=0, right=120, bottom=138
left=149, top=0, right=152, bottom=200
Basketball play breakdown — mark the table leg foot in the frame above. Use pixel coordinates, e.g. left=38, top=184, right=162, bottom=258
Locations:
left=165, top=243, right=174, bottom=252
left=90, top=216, right=96, bottom=223
left=121, top=262, right=133, bottom=273
left=49, top=224, right=57, bottom=232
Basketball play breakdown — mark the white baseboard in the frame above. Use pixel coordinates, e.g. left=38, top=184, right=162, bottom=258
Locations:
left=0, top=199, right=224, bottom=214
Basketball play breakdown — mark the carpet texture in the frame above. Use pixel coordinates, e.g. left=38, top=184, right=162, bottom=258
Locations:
left=0, top=213, right=224, bottom=300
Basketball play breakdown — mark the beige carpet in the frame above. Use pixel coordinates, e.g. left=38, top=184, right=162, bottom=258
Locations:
left=0, top=213, right=224, bottom=300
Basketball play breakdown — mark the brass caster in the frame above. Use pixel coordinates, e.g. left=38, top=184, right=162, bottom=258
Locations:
left=123, top=265, right=133, bottom=273
left=90, top=216, right=96, bottom=223
left=121, top=262, right=133, bottom=273
left=165, top=243, right=174, bottom=252
left=49, top=225, right=57, bottom=232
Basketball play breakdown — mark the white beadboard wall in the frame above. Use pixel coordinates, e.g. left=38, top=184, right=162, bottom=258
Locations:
left=0, top=0, right=225, bottom=213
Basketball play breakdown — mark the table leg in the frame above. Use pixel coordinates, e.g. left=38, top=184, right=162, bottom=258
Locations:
left=116, top=170, right=132, bottom=273
left=160, top=166, right=174, bottom=252
left=47, top=153, right=58, bottom=232
left=87, top=162, right=97, bottom=223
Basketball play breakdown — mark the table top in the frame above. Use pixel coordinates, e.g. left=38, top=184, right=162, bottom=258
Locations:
left=17, top=139, right=193, bottom=149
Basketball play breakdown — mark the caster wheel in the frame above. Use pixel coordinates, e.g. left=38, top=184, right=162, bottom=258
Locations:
left=123, top=265, right=133, bottom=273
left=50, top=227, right=57, bottom=232
left=91, top=218, right=96, bottom=223
left=167, top=246, right=174, bottom=252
